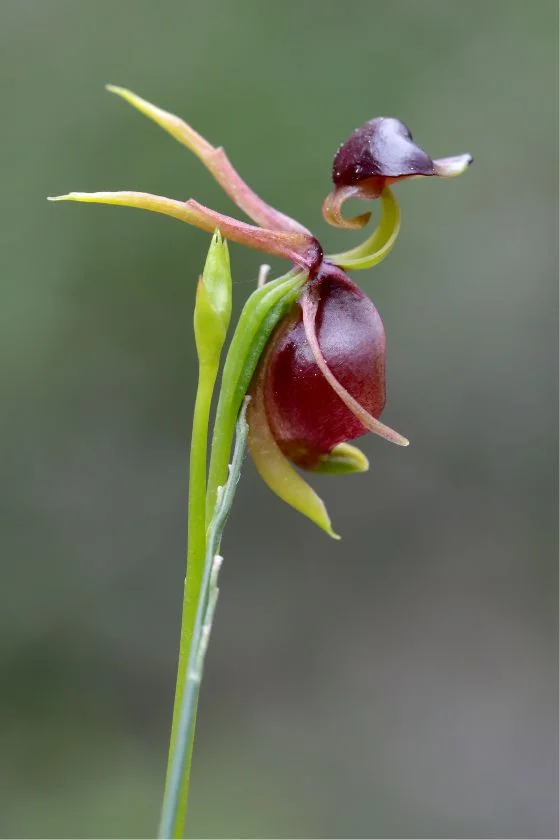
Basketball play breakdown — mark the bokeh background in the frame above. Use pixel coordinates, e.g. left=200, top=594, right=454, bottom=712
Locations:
left=1, top=1, right=558, bottom=837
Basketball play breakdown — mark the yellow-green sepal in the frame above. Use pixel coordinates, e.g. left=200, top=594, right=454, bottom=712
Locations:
left=312, top=442, right=369, bottom=475
left=246, top=385, right=340, bottom=539
left=326, top=187, right=400, bottom=271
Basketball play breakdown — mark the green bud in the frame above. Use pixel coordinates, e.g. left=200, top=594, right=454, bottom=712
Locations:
left=194, top=230, right=232, bottom=366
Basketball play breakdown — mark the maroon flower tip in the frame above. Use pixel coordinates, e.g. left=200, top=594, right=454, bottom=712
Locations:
left=332, top=117, right=435, bottom=195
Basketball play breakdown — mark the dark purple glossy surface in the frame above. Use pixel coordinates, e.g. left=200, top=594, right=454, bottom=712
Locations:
left=332, top=117, right=434, bottom=189
left=262, top=266, right=386, bottom=468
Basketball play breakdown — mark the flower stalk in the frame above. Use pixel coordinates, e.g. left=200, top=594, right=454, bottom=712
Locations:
left=159, top=398, right=251, bottom=838
left=163, top=256, right=306, bottom=836
left=161, top=231, right=232, bottom=833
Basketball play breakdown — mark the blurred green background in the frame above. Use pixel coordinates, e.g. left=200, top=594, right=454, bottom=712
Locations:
left=1, top=0, right=558, bottom=837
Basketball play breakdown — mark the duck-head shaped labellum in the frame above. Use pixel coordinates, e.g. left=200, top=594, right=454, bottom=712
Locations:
left=247, top=263, right=408, bottom=537
left=323, top=116, right=473, bottom=228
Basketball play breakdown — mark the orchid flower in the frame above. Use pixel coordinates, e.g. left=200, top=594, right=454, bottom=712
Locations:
left=50, top=88, right=472, bottom=836
left=50, top=87, right=471, bottom=536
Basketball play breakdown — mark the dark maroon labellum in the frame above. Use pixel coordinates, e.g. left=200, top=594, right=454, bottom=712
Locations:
left=261, top=266, right=386, bottom=469
left=332, top=117, right=435, bottom=194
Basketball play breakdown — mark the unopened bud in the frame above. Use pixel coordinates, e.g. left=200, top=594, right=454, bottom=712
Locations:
left=194, top=230, right=232, bottom=365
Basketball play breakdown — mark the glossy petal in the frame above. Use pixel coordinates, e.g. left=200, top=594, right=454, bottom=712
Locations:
left=333, top=117, right=434, bottom=188
left=260, top=266, right=407, bottom=473
left=324, top=117, right=472, bottom=228
left=300, top=281, right=409, bottom=447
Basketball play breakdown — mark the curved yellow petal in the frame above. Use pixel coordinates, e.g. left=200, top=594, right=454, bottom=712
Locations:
left=326, top=187, right=401, bottom=271
left=321, top=184, right=371, bottom=229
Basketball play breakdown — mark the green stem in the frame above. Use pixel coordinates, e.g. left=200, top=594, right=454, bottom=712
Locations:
left=160, top=361, right=218, bottom=836
left=159, top=267, right=305, bottom=838
left=158, top=400, right=250, bottom=839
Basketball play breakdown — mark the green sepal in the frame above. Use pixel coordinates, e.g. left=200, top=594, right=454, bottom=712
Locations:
left=312, top=442, right=370, bottom=475
left=247, top=392, right=340, bottom=539
left=205, top=269, right=307, bottom=523
left=326, top=187, right=401, bottom=271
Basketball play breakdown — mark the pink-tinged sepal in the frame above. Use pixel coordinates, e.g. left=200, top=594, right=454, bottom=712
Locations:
left=106, top=85, right=310, bottom=236
left=323, top=116, right=472, bottom=228
left=47, top=191, right=322, bottom=271
left=322, top=185, right=372, bottom=229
